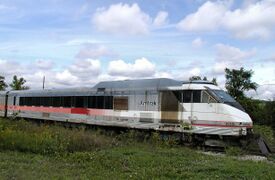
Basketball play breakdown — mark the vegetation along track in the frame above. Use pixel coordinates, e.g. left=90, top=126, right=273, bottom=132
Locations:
left=1, top=117, right=273, bottom=158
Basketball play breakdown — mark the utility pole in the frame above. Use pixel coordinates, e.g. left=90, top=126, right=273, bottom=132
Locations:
left=42, top=76, right=45, bottom=89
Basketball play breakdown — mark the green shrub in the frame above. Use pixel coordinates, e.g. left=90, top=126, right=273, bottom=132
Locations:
left=253, top=125, right=274, bottom=144
left=150, top=132, right=162, bottom=146
left=225, top=146, right=243, bottom=156
left=0, top=118, right=115, bottom=155
left=0, top=118, right=182, bottom=155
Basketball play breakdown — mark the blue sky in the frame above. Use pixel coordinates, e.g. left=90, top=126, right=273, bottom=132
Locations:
left=0, top=0, right=275, bottom=99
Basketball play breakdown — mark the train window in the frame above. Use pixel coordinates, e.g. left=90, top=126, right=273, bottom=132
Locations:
left=173, top=91, right=182, bottom=102
left=41, top=97, right=46, bottom=106
left=63, top=96, right=72, bottom=107
left=23, top=97, right=28, bottom=106
left=75, top=96, right=85, bottom=108
left=48, top=97, right=53, bottom=106
left=88, top=96, right=96, bottom=108
left=209, top=96, right=216, bottom=103
left=173, top=91, right=201, bottom=103
left=41, top=97, right=45, bottom=106
left=202, top=91, right=216, bottom=103
left=52, top=97, right=61, bottom=107
left=19, top=97, right=25, bottom=106
left=33, top=97, right=41, bottom=106
left=37, top=97, right=42, bottom=106
left=70, top=97, right=76, bottom=107
left=192, top=90, right=201, bottom=103
left=31, top=97, right=36, bottom=106
left=104, top=96, right=113, bottom=109
left=202, top=91, right=209, bottom=103
left=41, top=97, right=52, bottom=107
left=114, top=97, right=128, bottom=110
left=26, top=97, right=32, bottom=106
left=97, top=96, right=104, bottom=109
left=84, top=96, right=88, bottom=108
left=182, top=90, right=192, bottom=103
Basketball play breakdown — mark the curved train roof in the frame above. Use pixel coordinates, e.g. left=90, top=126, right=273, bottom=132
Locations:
left=4, top=78, right=216, bottom=97
left=94, top=78, right=183, bottom=90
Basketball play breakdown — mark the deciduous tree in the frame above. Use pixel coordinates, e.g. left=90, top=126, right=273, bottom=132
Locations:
left=9, top=75, right=30, bottom=90
left=189, top=76, right=201, bottom=81
left=0, top=75, right=7, bottom=91
left=225, top=67, right=257, bottom=100
left=189, top=76, right=218, bottom=85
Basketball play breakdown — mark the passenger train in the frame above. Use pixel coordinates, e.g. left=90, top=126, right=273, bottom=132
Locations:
left=0, top=78, right=253, bottom=141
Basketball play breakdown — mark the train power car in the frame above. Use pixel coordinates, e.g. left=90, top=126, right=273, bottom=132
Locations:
left=0, top=78, right=253, bottom=142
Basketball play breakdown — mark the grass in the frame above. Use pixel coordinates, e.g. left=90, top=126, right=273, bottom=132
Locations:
left=1, top=146, right=275, bottom=179
left=0, top=118, right=275, bottom=179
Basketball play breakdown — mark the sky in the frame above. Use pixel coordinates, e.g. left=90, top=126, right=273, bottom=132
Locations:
left=0, top=0, right=275, bottom=100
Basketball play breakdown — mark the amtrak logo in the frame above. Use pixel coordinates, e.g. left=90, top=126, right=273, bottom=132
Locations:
left=139, top=101, right=157, bottom=106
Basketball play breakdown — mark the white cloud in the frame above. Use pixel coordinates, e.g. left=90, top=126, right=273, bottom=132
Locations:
left=177, top=1, right=228, bottom=31
left=153, top=71, right=173, bottom=79
left=223, top=0, right=275, bottom=39
left=212, top=44, right=256, bottom=75
left=0, top=59, right=26, bottom=76
left=252, top=62, right=275, bottom=85
left=153, top=11, right=168, bottom=27
left=108, top=58, right=156, bottom=77
left=189, top=67, right=201, bottom=76
left=213, top=61, right=232, bottom=75
left=215, top=43, right=256, bottom=62
left=178, top=0, right=275, bottom=39
left=0, top=58, right=102, bottom=89
left=76, top=44, right=111, bottom=59
left=0, top=57, right=156, bottom=89
left=69, top=59, right=101, bottom=79
left=92, top=3, right=151, bottom=35
left=65, top=39, right=103, bottom=46
left=192, top=37, right=204, bottom=48
left=56, top=70, right=78, bottom=86
left=246, top=85, right=275, bottom=100
left=35, top=60, right=54, bottom=70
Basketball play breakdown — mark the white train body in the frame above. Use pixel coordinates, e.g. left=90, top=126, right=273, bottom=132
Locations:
left=0, top=78, right=252, bottom=137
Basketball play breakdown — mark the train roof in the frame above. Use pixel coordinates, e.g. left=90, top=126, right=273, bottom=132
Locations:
left=94, top=78, right=183, bottom=90
left=2, top=78, right=217, bottom=97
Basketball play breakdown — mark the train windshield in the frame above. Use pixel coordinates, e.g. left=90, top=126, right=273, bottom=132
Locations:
left=212, top=90, right=235, bottom=102
left=211, top=90, right=245, bottom=112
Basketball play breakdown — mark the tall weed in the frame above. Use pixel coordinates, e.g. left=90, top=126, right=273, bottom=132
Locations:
left=0, top=118, right=114, bottom=155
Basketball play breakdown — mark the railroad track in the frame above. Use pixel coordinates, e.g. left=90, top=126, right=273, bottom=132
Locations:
left=199, top=134, right=274, bottom=156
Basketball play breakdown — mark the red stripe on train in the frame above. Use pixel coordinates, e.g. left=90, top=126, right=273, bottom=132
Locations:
left=7, top=105, right=105, bottom=116
left=0, top=105, right=5, bottom=111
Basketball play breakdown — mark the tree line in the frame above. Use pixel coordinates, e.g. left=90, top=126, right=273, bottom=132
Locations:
left=0, top=75, right=29, bottom=91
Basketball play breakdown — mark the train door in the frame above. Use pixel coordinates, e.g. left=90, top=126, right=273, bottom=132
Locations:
left=160, top=91, right=179, bottom=123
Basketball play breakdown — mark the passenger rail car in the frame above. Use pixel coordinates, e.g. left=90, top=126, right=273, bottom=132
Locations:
left=0, top=78, right=253, bottom=137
